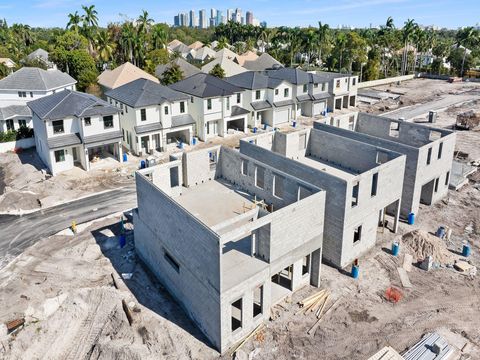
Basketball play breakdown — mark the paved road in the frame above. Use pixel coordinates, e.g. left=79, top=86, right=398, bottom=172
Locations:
left=383, top=92, right=480, bottom=120
left=0, top=185, right=137, bottom=269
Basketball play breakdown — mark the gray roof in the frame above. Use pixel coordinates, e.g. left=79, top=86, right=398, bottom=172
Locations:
left=105, top=78, right=189, bottom=108
left=155, top=58, right=201, bottom=79
left=27, top=48, right=49, bottom=61
left=266, top=68, right=311, bottom=85
left=243, top=53, right=283, bottom=71
left=169, top=73, right=243, bottom=98
left=273, top=99, right=295, bottom=107
left=312, top=93, right=330, bottom=101
left=0, top=105, right=31, bottom=120
left=171, top=114, right=195, bottom=128
left=250, top=100, right=272, bottom=111
left=172, top=43, right=190, bottom=54
left=225, top=71, right=282, bottom=90
left=28, top=90, right=118, bottom=121
left=296, top=94, right=312, bottom=102
left=134, top=122, right=163, bottom=135
left=315, top=71, right=352, bottom=80
left=47, top=133, right=81, bottom=149
left=0, top=67, right=76, bottom=91
left=230, top=106, right=250, bottom=117
left=84, top=131, right=123, bottom=147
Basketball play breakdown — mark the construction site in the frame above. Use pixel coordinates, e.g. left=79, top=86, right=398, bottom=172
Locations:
left=0, top=77, right=479, bottom=360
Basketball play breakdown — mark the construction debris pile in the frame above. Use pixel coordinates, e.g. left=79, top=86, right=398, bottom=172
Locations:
left=456, top=110, right=480, bottom=130
left=401, top=230, right=457, bottom=265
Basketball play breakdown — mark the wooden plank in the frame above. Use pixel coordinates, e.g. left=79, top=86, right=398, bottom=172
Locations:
left=397, top=267, right=412, bottom=288
left=402, top=254, right=413, bottom=272
left=122, top=299, right=133, bottom=326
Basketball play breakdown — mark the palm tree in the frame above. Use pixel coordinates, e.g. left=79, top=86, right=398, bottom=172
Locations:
left=81, top=4, right=99, bottom=55
left=401, top=19, right=418, bottom=75
left=95, top=29, right=115, bottom=65
left=121, top=22, right=136, bottom=64
left=137, top=10, right=154, bottom=36
left=151, top=24, right=168, bottom=49
left=336, top=32, right=347, bottom=72
left=456, top=27, right=479, bottom=77
left=317, top=22, right=330, bottom=68
left=209, top=63, right=226, bottom=78
left=302, top=28, right=318, bottom=68
left=161, top=63, right=184, bottom=85
left=66, top=11, right=81, bottom=32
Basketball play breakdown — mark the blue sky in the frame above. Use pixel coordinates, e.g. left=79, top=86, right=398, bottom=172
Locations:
left=0, top=0, right=479, bottom=29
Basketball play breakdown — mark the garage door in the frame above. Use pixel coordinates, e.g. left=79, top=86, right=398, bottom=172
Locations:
left=313, top=101, right=326, bottom=115
left=275, top=108, right=289, bottom=125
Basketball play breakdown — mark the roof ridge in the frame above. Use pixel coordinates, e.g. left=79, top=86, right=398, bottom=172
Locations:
left=42, top=90, right=71, bottom=119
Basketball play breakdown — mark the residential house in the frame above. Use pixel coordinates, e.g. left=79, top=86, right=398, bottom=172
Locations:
left=225, top=71, right=295, bottom=128
left=234, top=51, right=259, bottom=66
left=155, top=58, right=201, bottom=81
left=186, top=46, right=216, bottom=64
left=25, top=48, right=56, bottom=69
left=241, top=127, right=405, bottom=268
left=134, top=145, right=326, bottom=352
left=314, top=113, right=456, bottom=218
left=0, top=67, right=76, bottom=132
left=97, top=62, right=159, bottom=94
left=0, top=58, right=16, bottom=74
left=105, top=78, right=195, bottom=155
left=188, top=41, right=204, bottom=50
left=315, top=71, right=358, bottom=111
left=201, top=53, right=247, bottom=77
left=242, top=53, right=283, bottom=71
left=28, top=90, right=122, bottom=175
left=170, top=73, right=250, bottom=141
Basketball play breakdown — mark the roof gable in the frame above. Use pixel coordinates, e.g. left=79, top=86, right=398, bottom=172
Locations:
left=169, top=73, right=243, bottom=98
left=97, top=62, right=159, bottom=90
left=0, top=67, right=76, bottom=91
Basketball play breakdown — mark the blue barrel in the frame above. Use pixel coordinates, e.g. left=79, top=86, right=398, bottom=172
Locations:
left=140, top=160, right=146, bottom=169
left=192, top=137, right=197, bottom=145
left=292, top=121, right=296, bottom=127
left=178, top=141, right=184, bottom=149
left=119, top=234, right=126, bottom=248
left=392, top=242, right=400, bottom=256
left=436, top=226, right=446, bottom=239
left=351, top=265, right=359, bottom=279
left=253, top=127, right=257, bottom=133
left=462, top=244, right=471, bottom=257
left=263, top=123, right=268, bottom=130
left=122, top=153, right=128, bottom=162
left=408, top=212, right=415, bottom=225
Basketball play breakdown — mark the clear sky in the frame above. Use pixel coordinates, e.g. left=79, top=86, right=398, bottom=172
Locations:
left=0, top=0, right=479, bottom=29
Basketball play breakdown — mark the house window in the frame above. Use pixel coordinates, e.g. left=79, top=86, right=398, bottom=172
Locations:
left=141, top=109, right=147, bottom=121
left=18, top=91, right=26, bottom=97
left=170, top=166, right=179, bottom=187
left=303, top=84, right=308, bottom=93
left=371, top=173, right=378, bottom=197
left=255, top=166, right=265, bottom=189
left=445, top=171, right=450, bottom=186
left=438, top=142, right=443, bottom=159
left=434, top=178, right=439, bottom=192
left=84, top=117, right=91, bottom=126
left=275, top=89, right=279, bottom=95
left=164, top=106, right=169, bottom=115
left=322, top=83, right=326, bottom=91
left=120, top=103, right=123, bottom=110
left=18, top=119, right=27, bottom=128
left=298, top=185, right=312, bottom=200
left=207, top=99, right=212, bottom=110
left=253, top=286, right=263, bottom=317
left=314, top=83, right=319, bottom=88
left=376, top=151, right=389, bottom=164
left=180, top=101, right=185, bottom=113
left=284, top=88, right=289, bottom=97
left=273, top=174, right=284, bottom=198
left=299, top=133, right=307, bottom=150
left=348, top=116, right=355, bottom=130
left=122, top=129, right=125, bottom=141
left=125, top=106, right=128, bottom=113
left=352, top=182, right=359, bottom=207
left=54, top=149, right=65, bottom=163
left=241, top=160, right=248, bottom=175
left=52, top=120, right=64, bottom=134
left=336, top=80, right=340, bottom=89
left=30, top=92, right=33, bottom=98
left=164, top=249, right=180, bottom=273
left=302, top=255, right=310, bottom=275
left=255, top=90, right=261, bottom=100
left=427, top=147, right=432, bottom=165
left=6, top=119, right=14, bottom=131
left=352, top=78, right=356, bottom=86
left=231, top=298, right=243, bottom=332
left=236, top=93, right=241, bottom=104
left=226, top=97, right=230, bottom=110
left=353, top=225, right=362, bottom=244
left=103, top=115, right=114, bottom=129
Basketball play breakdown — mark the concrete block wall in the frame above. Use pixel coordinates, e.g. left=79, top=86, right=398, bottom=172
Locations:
left=134, top=173, right=222, bottom=349
left=182, top=145, right=221, bottom=186
left=138, top=159, right=183, bottom=197
left=273, top=129, right=310, bottom=160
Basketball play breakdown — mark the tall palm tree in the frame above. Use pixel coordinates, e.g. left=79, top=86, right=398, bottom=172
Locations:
left=302, top=28, right=318, bottom=68
left=121, top=22, right=136, bottom=64
left=456, top=27, right=479, bottom=77
left=95, top=29, right=115, bottom=65
left=336, top=32, right=347, bottom=72
left=81, top=4, right=99, bottom=55
left=66, top=11, right=81, bottom=32
left=151, top=24, right=168, bottom=49
left=136, top=10, right=154, bottom=36
left=401, top=19, right=418, bottom=75
left=317, top=22, right=330, bottom=68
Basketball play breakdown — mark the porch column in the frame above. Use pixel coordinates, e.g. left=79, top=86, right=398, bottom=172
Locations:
left=393, top=199, right=401, bottom=233
left=117, top=142, right=123, bottom=162
left=148, top=134, right=153, bottom=153
left=84, top=147, right=90, bottom=171
left=310, top=248, right=322, bottom=287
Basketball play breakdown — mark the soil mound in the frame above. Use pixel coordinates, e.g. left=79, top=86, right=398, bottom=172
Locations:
left=401, top=230, right=457, bottom=264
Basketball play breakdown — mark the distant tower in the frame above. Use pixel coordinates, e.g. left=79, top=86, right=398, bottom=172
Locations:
left=199, top=9, right=207, bottom=29
left=189, top=10, right=197, bottom=28
left=227, top=9, right=233, bottom=22
left=246, top=11, right=253, bottom=25
left=174, top=15, right=180, bottom=27
left=216, top=10, right=223, bottom=26
left=235, top=8, right=242, bottom=23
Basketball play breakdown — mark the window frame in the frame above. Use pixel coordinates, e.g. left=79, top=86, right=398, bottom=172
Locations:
left=84, top=117, right=91, bottom=126
left=52, top=120, right=64, bottom=134
left=180, top=101, right=185, bottom=113
left=140, top=108, right=147, bottom=121
left=103, top=115, right=114, bottom=129
left=54, top=149, right=65, bottom=163
left=207, top=99, right=212, bottom=110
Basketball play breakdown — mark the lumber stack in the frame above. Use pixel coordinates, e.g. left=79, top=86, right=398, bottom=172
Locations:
left=297, top=289, right=330, bottom=318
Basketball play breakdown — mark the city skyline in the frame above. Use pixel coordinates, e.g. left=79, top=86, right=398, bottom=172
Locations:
left=173, top=8, right=263, bottom=28
left=0, top=0, right=479, bottom=29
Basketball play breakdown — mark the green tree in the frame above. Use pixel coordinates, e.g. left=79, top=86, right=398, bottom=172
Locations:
left=401, top=19, right=418, bottom=75
left=209, top=63, right=225, bottom=78
left=67, top=49, right=98, bottom=90
left=448, top=47, right=474, bottom=76
left=144, top=48, right=170, bottom=74
left=66, top=11, right=81, bottom=32
left=95, top=29, right=115, bottom=64
left=456, top=27, right=479, bottom=76
left=160, top=63, right=184, bottom=85
left=81, top=4, right=99, bottom=55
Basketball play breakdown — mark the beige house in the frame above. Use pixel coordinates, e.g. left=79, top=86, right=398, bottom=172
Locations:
left=97, top=62, right=159, bottom=93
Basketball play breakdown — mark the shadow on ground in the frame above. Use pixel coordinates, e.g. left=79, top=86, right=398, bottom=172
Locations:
left=90, top=212, right=214, bottom=351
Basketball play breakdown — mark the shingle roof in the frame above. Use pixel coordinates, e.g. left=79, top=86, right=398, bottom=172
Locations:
left=83, top=131, right=123, bottom=146
left=134, top=122, right=163, bottom=135
left=188, top=41, right=204, bottom=50
left=169, top=73, right=243, bottom=98
left=97, top=62, right=159, bottom=90
left=172, top=43, right=191, bottom=54
left=225, top=71, right=282, bottom=90
left=315, top=71, right=352, bottom=80
left=105, top=78, right=189, bottom=108
left=133, top=114, right=195, bottom=134
left=28, top=90, right=118, bottom=120
left=0, top=67, right=76, bottom=91
left=235, top=51, right=258, bottom=66
left=312, top=93, right=330, bottom=101
left=47, top=133, right=82, bottom=149
left=266, top=68, right=311, bottom=85
left=273, top=99, right=295, bottom=107
left=230, top=106, right=250, bottom=117
left=188, top=46, right=216, bottom=62
left=250, top=100, right=272, bottom=111
left=171, top=114, right=195, bottom=128
left=0, top=105, right=31, bottom=120
left=201, top=55, right=247, bottom=77
left=27, top=48, right=49, bottom=62
left=155, top=58, right=201, bottom=79
left=296, top=94, right=312, bottom=102
left=243, top=53, right=283, bottom=71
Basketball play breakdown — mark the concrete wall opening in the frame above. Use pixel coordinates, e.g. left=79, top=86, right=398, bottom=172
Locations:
left=342, top=95, right=348, bottom=108
left=351, top=182, right=359, bottom=207
left=231, top=298, right=243, bottom=332
left=389, top=122, right=400, bottom=138
left=255, top=166, right=265, bottom=189
left=167, top=129, right=189, bottom=145
left=170, top=166, right=179, bottom=187
left=371, top=173, right=378, bottom=197
left=272, top=265, right=293, bottom=290
left=299, top=133, right=307, bottom=150
left=297, top=185, right=312, bottom=201
left=273, top=174, right=284, bottom=199
left=335, top=98, right=342, bottom=110
left=302, top=254, right=310, bottom=276
left=253, top=285, right=263, bottom=318
left=420, top=179, right=435, bottom=205
left=227, top=118, right=245, bottom=132
left=427, top=147, right=432, bottom=165
left=353, top=225, right=362, bottom=244
left=349, top=95, right=356, bottom=107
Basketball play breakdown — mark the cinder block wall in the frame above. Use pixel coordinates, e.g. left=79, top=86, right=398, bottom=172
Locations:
left=182, top=145, right=221, bottom=186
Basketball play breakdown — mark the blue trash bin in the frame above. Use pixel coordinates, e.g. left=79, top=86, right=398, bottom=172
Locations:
left=462, top=244, right=471, bottom=257
left=119, top=234, right=126, bottom=248
left=392, top=242, right=400, bottom=256
left=122, top=153, right=128, bottom=162
left=436, top=226, right=446, bottom=239
left=292, top=121, right=296, bottom=127
left=178, top=141, right=184, bottom=149
left=192, top=137, right=197, bottom=145
left=408, top=212, right=415, bottom=225
left=253, top=127, right=257, bottom=133
left=351, top=265, right=359, bottom=279
left=140, top=160, right=146, bottom=169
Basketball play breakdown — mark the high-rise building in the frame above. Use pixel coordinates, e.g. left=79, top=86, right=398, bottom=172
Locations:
left=234, top=8, right=242, bottom=23
left=216, top=10, right=222, bottom=26
left=174, top=15, right=180, bottom=27
left=227, top=9, right=233, bottom=22
left=260, top=21, right=267, bottom=28
left=189, top=10, right=197, bottom=28
left=211, top=8, right=216, bottom=19
left=246, top=11, right=253, bottom=25
left=199, top=9, right=207, bottom=29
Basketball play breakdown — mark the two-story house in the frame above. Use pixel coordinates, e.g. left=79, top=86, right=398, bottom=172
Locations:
left=315, top=71, right=358, bottom=111
left=170, top=73, right=250, bottom=141
left=105, top=78, right=196, bottom=156
left=28, top=90, right=122, bottom=175
left=224, top=71, right=295, bottom=129
left=0, top=67, right=76, bottom=132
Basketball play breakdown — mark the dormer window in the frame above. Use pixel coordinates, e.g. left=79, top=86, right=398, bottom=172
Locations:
left=52, top=120, right=64, bottom=134
left=164, top=106, right=169, bottom=115
left=207, top=99, right=212, bottom=110
left=236, top=93, right=241, bottom=103
left=284, top=88, right=289, bottom=97
left=141, top=109, right=146, bottom=121
left=180, top=101, right=185, bottom=113
left=303, top=84, right=308, bottom=93
left=255, top=90, right=261, bottom=100
left=84, top=117, right=91, bottom=126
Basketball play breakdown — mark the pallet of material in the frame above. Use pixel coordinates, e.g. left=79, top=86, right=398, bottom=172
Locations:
left=402, top=332, right=454, bottom=360
left=367, top=346, right=404, bottom=360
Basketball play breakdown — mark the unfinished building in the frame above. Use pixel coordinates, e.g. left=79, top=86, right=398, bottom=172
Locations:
left=240, top=128, right=406, bottom=268
left=133, top=146, right=326, bottom=353
left=314, top=112, right=456, bottom=218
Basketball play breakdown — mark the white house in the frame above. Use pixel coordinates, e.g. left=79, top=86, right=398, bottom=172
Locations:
left=0, top=58, right=16, bottom=74
left=315, top=71, right=358, bottom=111
left=105, top=78, right=196, bottom=156
left=225, top=71, right=295, bottom=129
left=28, top=90, right=122, bottom=175
left=170, top=73, right=250, bottom=141
left=0, top=67, right=76, bottom=132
